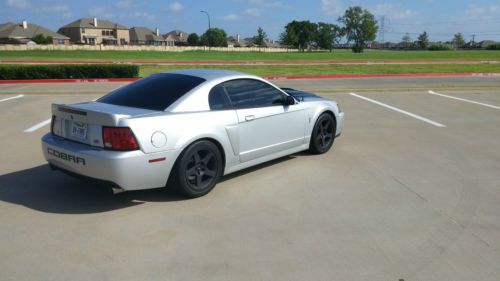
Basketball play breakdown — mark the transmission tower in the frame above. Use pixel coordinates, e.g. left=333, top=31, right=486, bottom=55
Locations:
left=379, top=16, right=386, bottom=42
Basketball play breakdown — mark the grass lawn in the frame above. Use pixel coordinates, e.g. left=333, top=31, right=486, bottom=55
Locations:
left=1, top=49, right=500, bottom=62
left=139, top=64, right=500, bottom=77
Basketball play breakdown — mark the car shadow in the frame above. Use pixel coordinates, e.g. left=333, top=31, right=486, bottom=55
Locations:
left=0, top=164, right=185, bottom=214
left=0, top=155, right=297, bottom=214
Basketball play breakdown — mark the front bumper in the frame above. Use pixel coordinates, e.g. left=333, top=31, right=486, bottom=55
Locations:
left=41, top=133, right=181, bottom=191
left=336, top=111, right=345, bottom=137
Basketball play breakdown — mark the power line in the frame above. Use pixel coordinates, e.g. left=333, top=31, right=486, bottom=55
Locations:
left=388, top=19, right=500, bottom=26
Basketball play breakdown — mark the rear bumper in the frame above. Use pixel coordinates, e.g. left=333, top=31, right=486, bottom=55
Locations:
left=41, top=133, right=181, bottom=191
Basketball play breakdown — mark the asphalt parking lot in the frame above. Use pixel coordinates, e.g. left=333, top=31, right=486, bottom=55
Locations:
left=1, top=77, right=499, bottom=281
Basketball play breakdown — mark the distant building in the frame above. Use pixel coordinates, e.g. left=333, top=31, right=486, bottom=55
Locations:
left=227, top=35, right=255, bottom=47
left=0, top=20, right=69, bottom=44
left=163, top=30, right=188, bottom=45
left=58, top=18, right=129, bottom=45
left=129, top=27, right=173, bottom=46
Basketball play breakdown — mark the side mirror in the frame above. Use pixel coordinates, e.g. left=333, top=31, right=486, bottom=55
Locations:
left=285, top=95, right=295, bottom=105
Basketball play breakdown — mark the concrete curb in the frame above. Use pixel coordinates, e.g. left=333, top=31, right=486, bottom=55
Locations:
left=1, top=73, right=499, bottom=84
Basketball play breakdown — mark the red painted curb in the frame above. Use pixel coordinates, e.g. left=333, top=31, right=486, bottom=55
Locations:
left=1, top=73, right=499, bottom=84
left=1, top=59, right=499, bottom=65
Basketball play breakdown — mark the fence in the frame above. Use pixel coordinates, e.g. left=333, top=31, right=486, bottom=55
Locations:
left=0, top=44, right=298, bottom=52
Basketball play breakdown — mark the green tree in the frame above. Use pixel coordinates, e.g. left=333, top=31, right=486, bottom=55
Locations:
left=280, top=20, right=318, bottom=51
left=338, top=6, right=378, bottom=53
left=402, top=33, right=412, bottom=49
left=187, top=33, right=199, bottom=46
left=253, top=27, right=268, bottom=48
left=417, top=31, right=429, bottom=49
left=452, top=32, right=465, bottom=49
left=200, top=28, right=228, bottom=47
left=31, top=34, right=52, bottom=44
left=317, top=22, right=344, bottom=52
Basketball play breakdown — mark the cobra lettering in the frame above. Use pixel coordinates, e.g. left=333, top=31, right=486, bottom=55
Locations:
left=47, top=147, right=86, bottom=165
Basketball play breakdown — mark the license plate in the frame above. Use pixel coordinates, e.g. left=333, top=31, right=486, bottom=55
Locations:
left=71, top=121, right=88, bottom=140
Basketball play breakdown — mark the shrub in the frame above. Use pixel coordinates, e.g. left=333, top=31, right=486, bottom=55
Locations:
left=31, top=34, right=53, bottom=45
left=486, top=44, right=500, bottom=50
left=0, top=64, right=139, bottom=80
left=428, top=44, right=453, bottom=51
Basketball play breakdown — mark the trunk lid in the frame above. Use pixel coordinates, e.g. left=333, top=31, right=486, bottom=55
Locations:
left=51, top=102, right=156, bottom=147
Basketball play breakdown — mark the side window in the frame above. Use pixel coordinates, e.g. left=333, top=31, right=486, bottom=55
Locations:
left=208, top=84, right=232, bottom=110
left=223, top=79, right=285, bottom=109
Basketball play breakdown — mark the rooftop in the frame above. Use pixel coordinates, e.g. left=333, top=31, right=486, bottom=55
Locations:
left=60, top=18, right=128, bottom=30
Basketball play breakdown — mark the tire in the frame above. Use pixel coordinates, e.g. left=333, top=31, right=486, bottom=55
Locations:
left=170, top=140, right=223, bottom=198
left=309, top=113, right=336, bottom=154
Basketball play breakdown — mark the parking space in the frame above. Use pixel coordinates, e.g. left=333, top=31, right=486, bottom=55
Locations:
left=0, top=77, right=499, bottom=281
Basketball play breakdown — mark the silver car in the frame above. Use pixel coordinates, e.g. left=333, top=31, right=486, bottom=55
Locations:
left=42, top=69, right=344, bottom=197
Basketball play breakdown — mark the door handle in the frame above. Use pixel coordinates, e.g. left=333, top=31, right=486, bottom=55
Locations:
left=245, top=115, right=255, bottom=121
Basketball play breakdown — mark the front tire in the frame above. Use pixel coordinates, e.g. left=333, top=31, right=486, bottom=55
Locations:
left=309, top=113, right=336, bottom=154
left=171, top=140, right=223, bottom=198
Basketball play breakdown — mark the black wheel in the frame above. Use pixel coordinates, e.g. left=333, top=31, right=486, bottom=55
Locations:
left=171, top=140, right=223, bottom=198
left=309, top=113, right=336, bottom=154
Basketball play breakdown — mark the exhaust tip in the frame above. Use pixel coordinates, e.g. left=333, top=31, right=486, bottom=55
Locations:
left=109, top=186, right=125, bottom=195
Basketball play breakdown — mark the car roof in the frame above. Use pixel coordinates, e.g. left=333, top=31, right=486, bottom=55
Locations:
left=162, top=69, right=258, bottom=81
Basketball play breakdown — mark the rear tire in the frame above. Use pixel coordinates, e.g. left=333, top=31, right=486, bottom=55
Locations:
left=309, top=113, right=336, bottom=154
left=170, top=140, right=223, bottom=198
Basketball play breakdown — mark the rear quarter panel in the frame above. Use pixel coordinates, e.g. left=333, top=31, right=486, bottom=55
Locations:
left=121, top=110, right=240, bottom=167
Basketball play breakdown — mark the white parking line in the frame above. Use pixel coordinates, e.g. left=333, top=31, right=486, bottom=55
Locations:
left=428, top=90, right=500, bottom=110
left=0, top=94, right=24, bottom=103
left=350, top=92, right=446, bottom=128
left=24, top=118, right=51, bottom=133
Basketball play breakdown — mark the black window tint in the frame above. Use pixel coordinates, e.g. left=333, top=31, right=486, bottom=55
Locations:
left=97, top=74, right=205, bottom=111
left=223, top=79, right=284, bottom=108
left=209, top=84, right=232, bottom=110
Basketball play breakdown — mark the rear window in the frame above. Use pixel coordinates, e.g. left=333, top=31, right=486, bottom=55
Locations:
left=97, top=74, right=206, bottom=111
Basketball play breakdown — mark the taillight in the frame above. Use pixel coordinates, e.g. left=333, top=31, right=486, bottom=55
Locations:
left=102, top=127, right=139, bottom=151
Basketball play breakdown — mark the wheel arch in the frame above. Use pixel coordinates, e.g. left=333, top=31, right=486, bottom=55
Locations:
left=166, top=137, right=227, bottom=190
left=312, top=109, right=337, bottom=135
left=196, top=137, right=226, bottom=171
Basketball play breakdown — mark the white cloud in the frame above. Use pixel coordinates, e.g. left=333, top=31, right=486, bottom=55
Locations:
left=62, top=12, right=72, bottom=19
left=465, top=4, right=499, bottom=19
left=250, top=0, right=286, bottom=8
left=167, top=2, right=183, bottom=12
left=321, top=0, right=344, bottom=17
left=115, top=0, right=142, bottom=9
left=88, top=6, right=115, bottom=19
left=371, top=3, right=418, bottom=19
left=219, top=14, right=240, bottom=21
left=6, top=0, right=29, bottom=9
left=244, top=8, right=260, bottom=16
left=120, top=12, right=156, bottom=21
left=40, top=5, right=70, bottom=13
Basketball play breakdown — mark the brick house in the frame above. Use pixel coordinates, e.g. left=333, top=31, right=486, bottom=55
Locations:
left=163, top=30, right=189, bottom=45
left=129, top=27, right=173, bottom=46
left=58, top=18, right=129, bottom=45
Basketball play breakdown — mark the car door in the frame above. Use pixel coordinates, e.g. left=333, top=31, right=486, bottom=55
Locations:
left=222, top=79, right=306, bottom=163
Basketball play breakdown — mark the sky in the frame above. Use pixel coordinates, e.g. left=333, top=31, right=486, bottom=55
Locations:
left=1, top=0, right=500, bottom=42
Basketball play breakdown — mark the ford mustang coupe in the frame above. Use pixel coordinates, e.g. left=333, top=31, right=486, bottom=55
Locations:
left=42, top=69, right=344, bottom=197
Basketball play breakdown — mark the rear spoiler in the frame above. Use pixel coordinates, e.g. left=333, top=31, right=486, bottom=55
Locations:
left=52, top=103, right=130, bottom=127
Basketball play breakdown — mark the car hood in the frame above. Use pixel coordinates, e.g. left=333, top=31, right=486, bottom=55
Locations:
left=281, top=88, right=324, bottom=102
